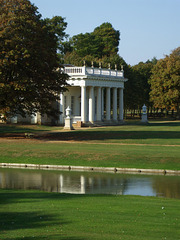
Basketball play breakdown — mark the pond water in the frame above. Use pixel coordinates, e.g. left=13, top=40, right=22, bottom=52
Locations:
left=0, top=168, right=180, bottom=199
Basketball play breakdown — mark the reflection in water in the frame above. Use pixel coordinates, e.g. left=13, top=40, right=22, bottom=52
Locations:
left=0, top=168, right=180, bottom=199
left=152, top=178, right=180, bottom=199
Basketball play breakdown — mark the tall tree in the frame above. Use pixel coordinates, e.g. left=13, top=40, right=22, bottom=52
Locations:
left=149, top=47, right=180, bottom=118
left=64, top=22, right=120, bottom=64
left=93, top=22, right=120, bottom=57
left=0, top=0, right=68, bottom=120
left=43, top=16, right=68, bottom=56
left=132, top=60, right=155, bottom=108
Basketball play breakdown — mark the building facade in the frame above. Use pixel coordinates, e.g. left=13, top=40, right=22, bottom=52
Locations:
left=60, top=65, right=128, bottom=125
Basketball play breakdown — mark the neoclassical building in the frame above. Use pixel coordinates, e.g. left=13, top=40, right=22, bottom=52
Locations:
left=8, top=64, right=128, bottom=126
left=60, top=64, right=128, bottom=126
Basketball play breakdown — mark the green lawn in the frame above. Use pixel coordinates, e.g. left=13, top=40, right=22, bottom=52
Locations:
left=0, top=121, right=180, bottom=170
left=0, top=189, right=179, bottom=240
left=0, top=141, right=180, bottom=170
left=0, top=122, right=180, bottom=240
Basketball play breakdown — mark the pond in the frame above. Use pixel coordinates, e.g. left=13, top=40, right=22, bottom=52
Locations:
left=0, top=168, right=180, bottom=199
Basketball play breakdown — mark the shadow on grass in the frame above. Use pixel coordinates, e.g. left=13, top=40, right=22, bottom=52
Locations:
left=0, top=190, right=85, bottom=205
left=0, top=124, right=62, bottom=134
left=148, top=121, right=180, bottom=127
left=5, top=237, right=86, bottom=240
left=36, top=130, right=180, bottom=142
left=0, top=211, right=65, bottom=231
left=0, top=121, right=180, bottom=142
left=0, top=124, right=63, bottom=140
left=0, top=190, right=88, bottom=240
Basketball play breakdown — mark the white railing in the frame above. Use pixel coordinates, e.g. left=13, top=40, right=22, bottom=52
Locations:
left=64, top=67, right=85, bottom=75
left=64, top=66, right=124, bottom=78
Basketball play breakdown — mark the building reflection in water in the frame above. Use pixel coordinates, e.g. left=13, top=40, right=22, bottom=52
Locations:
left=0, top=168, right=180, bottom=199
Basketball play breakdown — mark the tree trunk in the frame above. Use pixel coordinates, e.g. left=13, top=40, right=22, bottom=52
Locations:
left=176, top=105, right=180, bottom=119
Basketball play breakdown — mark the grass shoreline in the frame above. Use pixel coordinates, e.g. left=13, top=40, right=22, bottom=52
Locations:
left=1, top=162, right=180, bottom=176
left=0, top=121, right=180, bottom=171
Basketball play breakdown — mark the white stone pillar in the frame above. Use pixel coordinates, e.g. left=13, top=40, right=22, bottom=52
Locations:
left=113, top=87, right=117, bottom=121
left=97, top=87, right=102, bottom=121
left=11, top=116, right=17, bottom=124
left=89, top=86, right=95, bottom=123
left=119, top=88, right=124, bottom=121
left=31, top=113, right=37, bottom=124
left=106, top=87, right=111, bottom=121
left=101, top=88, right=104, bottom=120
left=59, top=92, right=64, bottom=124
left=81, top=86, right=87, bottom=122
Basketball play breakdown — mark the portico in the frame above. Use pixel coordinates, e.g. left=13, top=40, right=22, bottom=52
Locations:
left=59, top=65, right=128, bottom=125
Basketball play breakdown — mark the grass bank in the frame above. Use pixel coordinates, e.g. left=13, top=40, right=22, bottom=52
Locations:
left=0, top=189, right=179, bottom=240
left=0, top=121, right=180, bottom=170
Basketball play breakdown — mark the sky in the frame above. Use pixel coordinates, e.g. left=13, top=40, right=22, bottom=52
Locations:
left=30, top=0, right=180, bottom=66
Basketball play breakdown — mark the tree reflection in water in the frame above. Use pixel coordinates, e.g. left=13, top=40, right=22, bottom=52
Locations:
left=152, top=176, right=180, bottom=199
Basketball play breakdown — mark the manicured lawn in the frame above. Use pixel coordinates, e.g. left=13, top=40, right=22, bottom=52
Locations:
left=0, top=121, right=180, bottom=170
left=0, top=189, right=179, bottom=240
left=0, top=141, right=180, bottom=170
left=0, top=122, right=180, bottom=240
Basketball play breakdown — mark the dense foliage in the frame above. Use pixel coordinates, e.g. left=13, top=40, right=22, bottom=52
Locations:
left=64, top=22, right=120, bottom=66
left=149, top=47, right=180, bottom=118
left=0, top=0, right=68, bottom=120
left=43, top=16, right=68, bottom=56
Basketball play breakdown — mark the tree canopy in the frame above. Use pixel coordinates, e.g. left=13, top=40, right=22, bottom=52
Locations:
left=64, top=22, right=120, bottom=65
left=43, top=16, right=68, bottom=55
left=149, top=47, right=180, bottom=118
left=0, top=0, right=68, bottom=120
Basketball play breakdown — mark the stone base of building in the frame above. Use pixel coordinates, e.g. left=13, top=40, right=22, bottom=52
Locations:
left=72, top=120, right=125, bottom=128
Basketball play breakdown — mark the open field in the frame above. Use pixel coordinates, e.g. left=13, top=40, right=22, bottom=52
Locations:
left=0, top=122, right=180, bottom=239
left=0, top=121, right=180, bottom=170
left=0, top=189, right=179, bottom=240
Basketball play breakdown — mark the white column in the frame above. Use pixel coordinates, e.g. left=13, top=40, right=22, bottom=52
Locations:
left=81, top=86, right=87, bottom=122
left=106, top=87, right=111, bottom=121
left=119, top=88, right=124, bottom=121
left=31, top=113, right=37, bottom=124
left=59, top=92, right=64, bottom=124
left=113, top=87, right=117, bottom=121
left=97, top=87, right=102, bottom=121
left=101, top=88, right=104, bottom=120
left=89, top=86, right=95, bottom=123
left=10, top=116, right=17, bottom=124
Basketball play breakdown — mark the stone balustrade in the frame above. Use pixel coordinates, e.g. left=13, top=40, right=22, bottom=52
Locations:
left=64, top=66, right=124, bottom=78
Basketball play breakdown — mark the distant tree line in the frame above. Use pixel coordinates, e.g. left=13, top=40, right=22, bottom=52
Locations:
left=1, top=0, right=179, bottom=120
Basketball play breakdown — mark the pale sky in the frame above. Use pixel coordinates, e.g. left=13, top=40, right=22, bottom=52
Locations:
left=30, top=0, right=180, bottom=66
